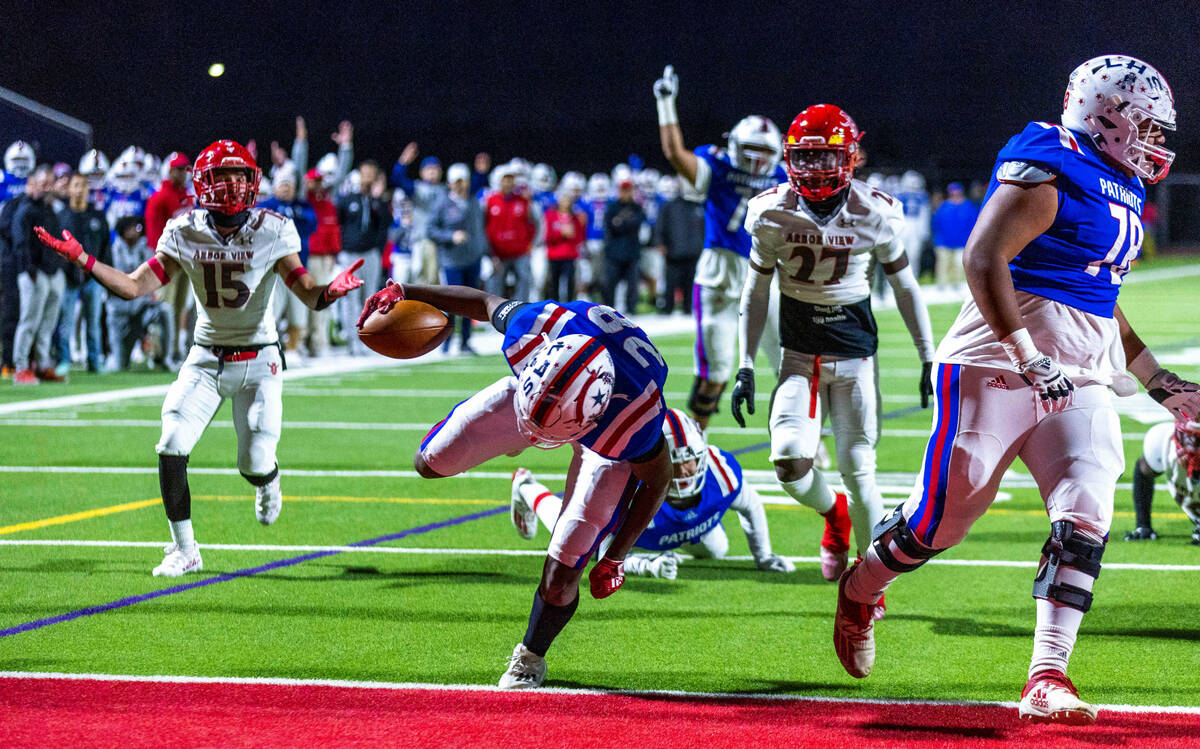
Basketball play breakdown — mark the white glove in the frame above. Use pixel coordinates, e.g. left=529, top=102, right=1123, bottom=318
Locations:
left=1145, top=369, right=1200, bottom=421
left=1018, top=353, right=1075, bottom=414
left=756, top=554, right=796, bottom=573
left=624, top=552, right=679, bottom=580
left=654, top=65, right=678, bottom=126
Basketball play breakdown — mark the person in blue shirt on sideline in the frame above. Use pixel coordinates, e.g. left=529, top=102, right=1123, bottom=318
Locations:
left=931, top=181, right=981, bottom=293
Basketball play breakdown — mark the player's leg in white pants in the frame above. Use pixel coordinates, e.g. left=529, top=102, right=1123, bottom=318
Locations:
left=226, top=348, right=285, bottom=525
left=418, top=377, right=532, bottom=478
left=827, top=357, right=884, bottom=556
left=769, top=351, right=837, bottom=513
left=689, top=248, right=745, bottom=427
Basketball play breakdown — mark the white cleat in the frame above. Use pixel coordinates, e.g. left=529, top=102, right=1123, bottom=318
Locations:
left=255, top=477, right=282, bottom=526
left=153, top=543, right=203, bottom=577
left=510, top=468, right=537, bottom=540
left=1019, top=670, right=1098, bottom=725
left=498, top=643, right=546, bottom=689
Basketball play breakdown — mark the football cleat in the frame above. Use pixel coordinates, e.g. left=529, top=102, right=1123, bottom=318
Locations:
left=13, top=369, right=38, bottom=386
left=833, top=564, right=875, bottom=678
left=820, top=493, right=852, bottom=581
left=153, top=543, right=203, bottom=577
left=510, top=468, right=538, bottom=540
left=872, top=593, right=887, bottom=621
left=820, top=545, right=848, bottom=582
left=1019, top=670, right=1097, bottom=725
left=498, top=643, right=547, bottom=689
left=1123, top=525, right=1158, bottom=541
left=255, top=476, right=282, bottom=526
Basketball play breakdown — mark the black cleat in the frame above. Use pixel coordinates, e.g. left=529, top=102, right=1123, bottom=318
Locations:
left=1123, top=526, right=1159, bottom=541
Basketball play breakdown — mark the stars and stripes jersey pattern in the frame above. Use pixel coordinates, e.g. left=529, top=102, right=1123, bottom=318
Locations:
left=156, top=208, right=301, bottom=346
left=987, top=121, right=1146, bottom=318
left=635, top=446, right=743, bottom=552
left=501, top=301, right=668, bottom=461
left=692, top=144, right=787, bottom=258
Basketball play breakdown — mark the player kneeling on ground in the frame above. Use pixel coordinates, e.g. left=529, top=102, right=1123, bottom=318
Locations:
left=1125, top=419, right=1200, bottom=544
left=357, top=282, right=672, bottom=690
left=511, top=407, right=794, bottom=579
left=36, top=140, right=363, bottom=577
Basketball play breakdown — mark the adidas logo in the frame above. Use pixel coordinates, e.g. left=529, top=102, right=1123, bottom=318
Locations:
left=986, top=375, right=1010, bottom=390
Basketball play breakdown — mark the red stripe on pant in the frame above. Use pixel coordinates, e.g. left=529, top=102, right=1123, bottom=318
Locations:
left=809, top=355, right=821, bottom=419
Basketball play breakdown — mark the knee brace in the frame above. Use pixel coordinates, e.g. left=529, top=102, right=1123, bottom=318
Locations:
left=688, top=377, right=720, bottom=417
left=1031, top=520, right=1104, bottom=612
left=871, top=506, right=943, bottom=573
left=241, top=464, right=279, bottom=487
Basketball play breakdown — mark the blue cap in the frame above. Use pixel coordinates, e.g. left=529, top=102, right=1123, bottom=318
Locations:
left=947, top=181, right=964, bottom=194
left=420, top=156, right=441, bottom=169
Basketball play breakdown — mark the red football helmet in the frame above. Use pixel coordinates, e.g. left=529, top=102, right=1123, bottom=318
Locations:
left=192, top=140, right=262, bottom=215
left=1175, top=420, right=1200, bottom=480
left=783, top=105, right=863, bottom=201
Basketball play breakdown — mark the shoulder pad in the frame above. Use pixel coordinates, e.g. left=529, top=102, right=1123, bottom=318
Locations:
left=996, top=160, right=1056, bottom=184
left=996, top=122, right=1083, bottom=176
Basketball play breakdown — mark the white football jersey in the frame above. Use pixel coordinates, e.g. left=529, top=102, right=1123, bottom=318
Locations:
left=157, top=208, right=300, bottom=346
left=745, top=179, right=906, bottom=305
left=1142, top=422, right=1200, bottom=523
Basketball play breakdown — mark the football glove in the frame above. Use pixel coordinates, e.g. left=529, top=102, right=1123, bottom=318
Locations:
left=756, top=554, right=795, bottom=573
left=730, top=367, right=756, bottom=428
left=1144, top=369, right=1200, bottom=422
left=356, top=279, right=404, bottom=328
left=34, top=227, right=84, bottom=263
left=1017, top=353, right=1075, bottom=414
left=625, top=552, right=679, bottom=580
left=919, top=361, right=934, bottom=409
left=588, top=557, right=625, bottom=599
left=321, top=258, right=364, bottom=303
left=653, top=64, right=678, bottom=101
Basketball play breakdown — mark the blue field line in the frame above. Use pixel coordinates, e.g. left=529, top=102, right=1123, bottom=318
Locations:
left=0, top=505, right=507, bottom=638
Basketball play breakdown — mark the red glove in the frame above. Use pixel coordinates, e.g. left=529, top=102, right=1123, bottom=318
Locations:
left=321, top=258, right=364, bottom=303
left=356, top=279, right=405, bottom=328
left=34, top=227, right=84, bottom=262
left=589, top=557, right=625, bottom=599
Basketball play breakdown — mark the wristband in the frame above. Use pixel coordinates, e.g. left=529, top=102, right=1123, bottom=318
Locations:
left=147, top=256, right=170, bottom=285
left=83, top=254, right=96, bottom=273
left=1127, top=346, right=1163, bottom=387
left=314, top=287, right=335, bottom=310
left=999, top=328, right=1039, bottom=368
left=656, top=97, right=678, bottom=126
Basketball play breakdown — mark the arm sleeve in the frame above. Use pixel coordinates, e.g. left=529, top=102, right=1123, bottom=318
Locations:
left=885, top=260, right=936, bottom=362
left=688, top=148, right=713, bottom=195
left=327, top=143, right=353, bottom=192
left=730, top=485, right=774, bottom=562
left=292, top=139, right=309, bottom=200
left=738, top=198, right=779, bottom=369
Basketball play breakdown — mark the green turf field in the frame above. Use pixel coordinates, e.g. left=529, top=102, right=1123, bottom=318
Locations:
left=2, top=264, right=1198, bottom=707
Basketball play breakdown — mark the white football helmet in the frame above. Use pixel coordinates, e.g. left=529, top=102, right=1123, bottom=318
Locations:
left=866, top=172, right=885, bottom=190
left=587, top=173, right=611, bottom=201
left=514, top=334, right=615, bottom=448
left=559, top=171, right=586, bottom=199
left=142, top=153, right=162, bottom=184
left=507, top=158, right=531, bottom=191
left=656, top=174, right=680, bottom=201
left=1062, top=55, right=1175, bottom=183
left=107, top=154, right=142, bottom=194
left=78, top=148, right=109, bottom=180
left=662, top=408, right=707, bottom=499
left=4, top=141, right=35, bottom=178
left=727, top=115, right=782, bottom=175
left=316, top=152, right=339, bottom=180
left=610, top=163, right=633, bottom=187
left=531, top=163, right=557, bottom=193
left=899, top=170, right=926, bottom=192
left=635, top=167, right=660, bottom=195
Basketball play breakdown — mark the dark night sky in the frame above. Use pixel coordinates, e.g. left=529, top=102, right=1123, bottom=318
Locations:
left=4, top=0, right=1200, bottom=182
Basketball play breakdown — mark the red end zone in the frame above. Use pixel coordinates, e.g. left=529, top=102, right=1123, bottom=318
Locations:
left=1, top=676, right=1196, bottom=748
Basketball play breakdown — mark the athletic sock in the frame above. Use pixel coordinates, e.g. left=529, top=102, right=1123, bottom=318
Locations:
left=158, top=454, right=192, bottom=522
left=1131, top=462, right=1155, bottom=528
left=1030, top=599, right=1085, bottom=678
left=781, top=469, right=835, bottom=514
left=821, top=493, right=851, bottom=554
left=522, top=590, right=579, bottom=657
left=168, top=519, right=196, bottom=550
left=521, top=479, right=563, bottom=533
left=843, top=542, right=913, bottom=605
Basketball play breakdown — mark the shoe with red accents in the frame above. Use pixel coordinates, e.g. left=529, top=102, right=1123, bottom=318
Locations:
left=872, top=593, right=887, bottom=621
left=820, top=492, right=851, bottom=581
left=1019, top=670, right=1097, bottom=725
left=152, top=543, right=203, bottom=577
left=510, top=468, right=537, bottom=540
left=833, top=563, right=875, bottom=678
left=13, top=369, right=38, bottom=386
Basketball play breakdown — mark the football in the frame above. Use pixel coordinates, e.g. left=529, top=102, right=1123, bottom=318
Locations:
left=357, top=300, right=453, bottom=359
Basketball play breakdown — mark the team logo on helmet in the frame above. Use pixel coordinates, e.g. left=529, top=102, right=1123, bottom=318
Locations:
left=514, top=334, right=615, bottom=448
left=662, top=408, right=708, bottom=499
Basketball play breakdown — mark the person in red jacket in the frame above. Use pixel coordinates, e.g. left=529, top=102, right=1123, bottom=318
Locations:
left=145, top=152, right=194, bottom=356
left=484, top=169, right=536, bottom=300
left=543, top=186, right=586, bottom=301
left=304, top=168, right=342, bottom=356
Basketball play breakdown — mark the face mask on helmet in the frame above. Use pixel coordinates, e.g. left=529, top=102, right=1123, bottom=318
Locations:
left=5, top=141, right=35, bottom=179
left=727, top=116, right=782, bottom=176
left=1061, top=55, right=1176, bottom=183
left=1175, top=421, right=1200, bottom=481
left=514, top=334, right=615, bottom=448
left=193, top=140, right=262, bottom=216
left=784, top=105, right=862, bottom=202
left=662, top=409, right=707, bottom=499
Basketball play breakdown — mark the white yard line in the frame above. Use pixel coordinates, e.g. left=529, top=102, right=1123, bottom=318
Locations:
left=1, top=538, right=1197, bottom=572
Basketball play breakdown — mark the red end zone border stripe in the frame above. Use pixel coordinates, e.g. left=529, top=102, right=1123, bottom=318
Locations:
left=1, top=674, right=1196, bottom=747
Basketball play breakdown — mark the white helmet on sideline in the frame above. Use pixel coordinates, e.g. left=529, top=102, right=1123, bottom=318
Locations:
left=531, top=163, right=556, bottom=193
left=514, top=334, right=614, bottom=448
left=586, top=173, right=611, bottom=201
left=4, top=141, right=35, bottom=178
left=727, top=115, right=782, bottom=175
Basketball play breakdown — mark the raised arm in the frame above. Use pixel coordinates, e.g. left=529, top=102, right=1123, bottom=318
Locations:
left=654, top=65, right=698, bottom=185
left=355, top=281, right=508, bottom=328
left=34, top=226, right=171, bottom=300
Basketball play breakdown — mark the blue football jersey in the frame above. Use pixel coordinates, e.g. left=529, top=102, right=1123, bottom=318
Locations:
left=103, top=186, right=151, bottom=228
left=578, top=198, right=609, bottom=241
left=534, top=190, right=557, bottom=215
left=985, top=121, right=1146, bottom=318
left=896, top=191, right=929, bottom=220
left=502, top=301, right=668, bottom=461
left=0, top=171, right=26, bottom=201
left=635, top=446, right=743, bottom=551
left=695, top=145, right=787, bottom=258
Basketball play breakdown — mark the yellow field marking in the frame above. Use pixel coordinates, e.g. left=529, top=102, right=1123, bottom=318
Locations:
left=192, top=494, right=497, bottom=506
left=0, top=499, right=161, bottom=535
